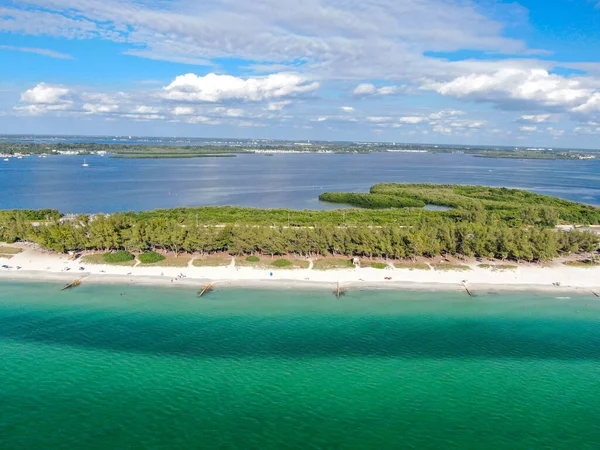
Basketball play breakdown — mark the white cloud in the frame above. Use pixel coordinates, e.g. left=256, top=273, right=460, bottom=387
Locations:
left=399, top=116, right=426, bottom=124
left=267, top=100, right=292, bottom=111
left=353, top=83, right=402, bottom=96
left=428, top=110, right=464, bottom=120
left=427, top=68, right=595, bottom=112
left=132, top=105, right=160, bottom=114
left=340, top=106, right=355, bottom=113
left=572, top=92, right=600, bottom=115
left=212, top=107, right=244, bottom=117
left=83, top=103, right=119, bottom=114
left=518, top=114, right=554, bottom=123
left=0, top=45, right=73, bottom=59
left=20, top=83, right=70, bottom=104
left=172, top=106, right=195, bottom=115
left=14, top=103, right=72, bottom=116
left=0, top=0, right=528, bottom=81
left=519, top=125, right=538, bottom=132
left=184, top=116, right=221, bottom=125
left=163, top=72, right=319, bottom=103
left=433, top=125, right=452, bottom=134
left=573, top=126, right=600, bottom=135
left=353, top=83, right=376, bottom=95
left=366, top=116, right=391, bottom=123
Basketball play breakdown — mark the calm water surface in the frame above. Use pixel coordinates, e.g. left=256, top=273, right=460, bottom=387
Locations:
left=1, top=282, right=600, bottom=449
left=1, top=153, right=599, bottom=212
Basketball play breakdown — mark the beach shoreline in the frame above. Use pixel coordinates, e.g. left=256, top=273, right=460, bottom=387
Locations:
left=2, top=244, right=600, bottom=295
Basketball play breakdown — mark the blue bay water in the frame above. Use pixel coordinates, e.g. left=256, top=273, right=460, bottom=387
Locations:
left=2, top=282, right=600, bottom=449
left=1, top=153, right=599, bottom=212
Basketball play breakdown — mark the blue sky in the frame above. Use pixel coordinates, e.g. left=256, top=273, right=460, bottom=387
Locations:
left=1, top=0, right=600, bottom=148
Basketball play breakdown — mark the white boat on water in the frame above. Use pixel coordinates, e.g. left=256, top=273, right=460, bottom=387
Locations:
left=82, top=159, right=89, bottom=167
left=3, top=158, right=8, bottom=162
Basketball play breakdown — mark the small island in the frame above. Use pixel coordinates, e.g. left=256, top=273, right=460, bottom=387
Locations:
left=1, top=184, right=599, bottom=292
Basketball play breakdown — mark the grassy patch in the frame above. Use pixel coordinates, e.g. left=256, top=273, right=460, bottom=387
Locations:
left=0, top=255, right=13, bottom=260
left=564, top=260, right=600, bottom=267
left=236, top=256, right=309, bottom=269
left=0, top=246, right=22, bottom=255
left=394, top=262, right=431, bottom=271
left=81, top=254, right=136, bottom=266
left=361, top=261, right=389, bottom=269
left=192, top=256, right=232, bottom=267
left=269, top=258, right=310, bottom=269
left=140, top=256, right=190, bottom=267
left=235, top=258, right=263, bottom=268
left=432, top=263, right=471, bottom=272
left=478, top=264, right=517, bottom=271
left=104, top=251, right=135, bottom=263
left=271, top=259, right=292, bottom=268
left=313, top=258, right=355, bottom=270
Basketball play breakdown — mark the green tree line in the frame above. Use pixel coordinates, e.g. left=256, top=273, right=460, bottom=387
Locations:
left=1, top=184, right=599, bottom=262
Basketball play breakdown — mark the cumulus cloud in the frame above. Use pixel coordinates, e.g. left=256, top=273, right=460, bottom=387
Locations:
left=172, top=106, right=195, bottom=115
left=572, top=92, right=600, bottom=115
left=340, top=106, right=355, bottom=113
left=353, top=83, right=402, bottom=96
left=14, top=76, right=298, bottom=126
left=163, top=72, right=319, bottom=103
left=426, top=68, right=598, bottom=115
left=20, top=83, right=70, bottom=104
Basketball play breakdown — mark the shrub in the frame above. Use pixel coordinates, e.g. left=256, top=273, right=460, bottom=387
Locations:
left=246, top=255, right=260, bottom=262
left=104, top=251, right=134, bottom=263
left=370, top=262, right=388, bottom=269
left=139, top=251, right=166, bottom=264
left=271, top=259, right=292, bottom=268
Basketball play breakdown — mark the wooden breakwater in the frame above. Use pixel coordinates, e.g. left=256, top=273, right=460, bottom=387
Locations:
left=198, top=282, right=214, bottom=297
left=61, top=278, right=82, bottom=291
left=334, top=282, right=345, bottom=298
left=462, top=282, right=474, bottom=297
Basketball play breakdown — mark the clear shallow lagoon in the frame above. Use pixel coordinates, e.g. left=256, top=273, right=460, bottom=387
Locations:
left=2, top=282, right=600, bottom=449
left=1, top=153, right=599, bottom=212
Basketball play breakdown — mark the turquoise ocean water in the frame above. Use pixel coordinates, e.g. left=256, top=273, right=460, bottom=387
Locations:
left=2, top=282, right=600, bottom=448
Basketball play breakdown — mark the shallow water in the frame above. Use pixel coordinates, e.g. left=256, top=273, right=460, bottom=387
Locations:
left=1, top=152, right=599, bottom=212
left=2, top=282, right=600, bottom=449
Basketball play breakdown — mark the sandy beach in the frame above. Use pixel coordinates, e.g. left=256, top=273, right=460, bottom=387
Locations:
left=1, top=243, right=599, bottom=294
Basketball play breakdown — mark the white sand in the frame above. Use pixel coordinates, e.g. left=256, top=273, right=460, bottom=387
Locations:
left=1, top=243, right=599, bottom=294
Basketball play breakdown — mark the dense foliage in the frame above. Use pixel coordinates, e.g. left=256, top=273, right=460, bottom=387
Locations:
left=319, top=192, right=425, bottom=209
left=1, top=184, right=599, bottom=262
left=138, top=251, right=166, bottom=264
